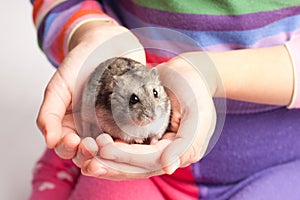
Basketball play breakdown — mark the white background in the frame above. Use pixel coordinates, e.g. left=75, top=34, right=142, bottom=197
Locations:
left=0, top=2, right=55, bottom=199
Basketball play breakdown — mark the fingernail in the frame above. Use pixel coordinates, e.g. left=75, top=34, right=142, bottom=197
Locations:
left=62, top=142, right=75, bottom=152
left=96, top=134, right=113, bottom=147
left=93, top=167, right=107, bottom=176
left=42, top=128, right=47, bottom=137
left=165, top=159, right=180, bottom=175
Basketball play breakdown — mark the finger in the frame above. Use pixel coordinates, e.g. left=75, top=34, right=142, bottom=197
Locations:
left=161, top=132, right=177, bottom=140
left=97, top=133, right=172, bottom=156
left=54, top=132, right=81, bottom=159
left=95, top=133, right=114, bottom=148
left=81, top=159, right=108, bottom=177
left=157, top=63, right=216, bottom=174
left=81, top=157, right=163, bottom=180
left=160, top=138, right=183, bottom=174
left=161, top=102, right=216, bottom=174
left=96, top=134, right=173, bottom=170
left=36, top=72, right=72, bottom=148
left=73, top=137, right=99, bottom=168
left=165, top=88, right=181, bottom=132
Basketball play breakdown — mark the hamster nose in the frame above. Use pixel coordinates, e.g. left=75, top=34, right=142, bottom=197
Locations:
left=149, top=115, right=156, bottom=120
left=144, top=111, right=156, bottom=120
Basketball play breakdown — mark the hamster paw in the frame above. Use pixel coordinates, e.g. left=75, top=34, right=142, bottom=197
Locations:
left=149, top=136, right=159, bottom=145
left=133, top=138, right=145, bottom=144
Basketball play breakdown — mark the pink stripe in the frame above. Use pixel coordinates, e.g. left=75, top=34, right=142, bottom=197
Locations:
left=133, top=32, right=202, bottom=57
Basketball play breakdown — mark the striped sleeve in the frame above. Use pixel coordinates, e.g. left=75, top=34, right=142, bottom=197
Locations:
left=31, top=0, right=117, bottom=67
left=286, top=37, right=300, bottom=109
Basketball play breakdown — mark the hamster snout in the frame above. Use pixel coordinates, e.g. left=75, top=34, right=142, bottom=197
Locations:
left=131, top=105, right=160, bottom=126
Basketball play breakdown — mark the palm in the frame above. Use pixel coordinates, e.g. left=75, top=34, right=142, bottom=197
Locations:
left=36, top=23, right=146, bottom=160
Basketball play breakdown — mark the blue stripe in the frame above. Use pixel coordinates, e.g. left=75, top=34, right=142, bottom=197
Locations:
left=44, top=13, right=58, bottom=38
left=185, top=14, right=300, bottom=47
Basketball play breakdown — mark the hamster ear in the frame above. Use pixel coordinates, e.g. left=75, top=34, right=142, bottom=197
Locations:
left=133, top=63, right=147, bottom=71
left=112, top=75, right=125, bottom=87
left=149, top=67, right=159, bottom=80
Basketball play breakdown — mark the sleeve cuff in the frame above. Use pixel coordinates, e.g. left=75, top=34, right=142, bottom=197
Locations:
left=65, top=15, right=118, bottom=56
left=285, top=36, right=300, bottom=109
left=34, top=0, right=117, bottom=67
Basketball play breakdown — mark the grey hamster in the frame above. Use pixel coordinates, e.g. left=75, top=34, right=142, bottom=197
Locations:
left=80, top=57, right=171, bottom=144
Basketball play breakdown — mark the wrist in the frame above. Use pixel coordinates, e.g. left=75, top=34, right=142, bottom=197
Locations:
left=177, top=52, right=222, bottom=98
left=68, top=20, right=120, bottom=51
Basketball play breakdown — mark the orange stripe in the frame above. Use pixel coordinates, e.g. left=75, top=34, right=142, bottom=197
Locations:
left=32, top=0, right=43, bottom=24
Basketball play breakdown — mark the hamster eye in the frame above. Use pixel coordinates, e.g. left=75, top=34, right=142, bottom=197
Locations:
left=129, top=94, right=140, bottom=105
left=153, top=89, right=158, bottom=98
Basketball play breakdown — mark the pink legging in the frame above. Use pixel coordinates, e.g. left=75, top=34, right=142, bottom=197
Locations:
left=30, top=149, right=199, bottom=200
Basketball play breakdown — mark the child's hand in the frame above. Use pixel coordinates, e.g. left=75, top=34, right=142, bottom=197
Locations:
left=36, top=21, right=145, bottom=159
left=74, top=52, right=218, bottom=179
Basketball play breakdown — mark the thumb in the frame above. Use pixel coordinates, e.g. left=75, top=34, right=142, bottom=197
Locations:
left=37, top=71, right=72, bottom=148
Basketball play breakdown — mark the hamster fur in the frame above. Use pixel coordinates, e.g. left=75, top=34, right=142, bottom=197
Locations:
left=81, top=57, right=171, bottom=144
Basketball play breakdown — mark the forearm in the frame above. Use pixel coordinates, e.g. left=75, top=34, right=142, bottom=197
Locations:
left=209, top=45, right=294, bottom=106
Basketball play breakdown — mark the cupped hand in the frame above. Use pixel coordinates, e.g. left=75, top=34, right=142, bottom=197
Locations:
left=36, top=21, right=145, bottom=159
left=76, top=52, right=218, bottom=180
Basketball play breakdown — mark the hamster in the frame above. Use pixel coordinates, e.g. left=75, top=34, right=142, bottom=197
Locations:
left=80, top=57, right=171, bottom=144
